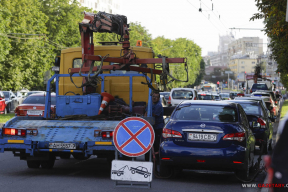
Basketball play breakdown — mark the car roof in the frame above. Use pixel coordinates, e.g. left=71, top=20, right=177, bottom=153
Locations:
left=29, top=93, right=56, bottom=96
left=226, top=100, right=260, bottom=105
left=180, top=100, right=237, bottom=107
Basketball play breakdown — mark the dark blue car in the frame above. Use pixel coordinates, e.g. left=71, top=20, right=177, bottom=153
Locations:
left=159, top=101, right=256, bottom=180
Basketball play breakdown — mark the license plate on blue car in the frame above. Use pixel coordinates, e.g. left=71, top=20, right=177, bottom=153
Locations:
left=188, top=133, right=217, bottom=141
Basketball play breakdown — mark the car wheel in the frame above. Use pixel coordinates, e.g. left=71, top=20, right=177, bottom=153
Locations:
left=159, top=161, right=173, bottom=178
left=7, top=104, right=10, bottom=113
left=235, top=157, right=250, bottom=181
left=144, top=174, right=148, bottom=178
left=261, top=140, right=269, bottom=155
left=117, top=173, right=121, bottom=176
left=131, top=170, right=135, bottom=174
left=27, top=160, right=41, bottom=168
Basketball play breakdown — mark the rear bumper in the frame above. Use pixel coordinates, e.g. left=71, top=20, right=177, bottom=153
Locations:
left=159, top=141, right=247, bottom=171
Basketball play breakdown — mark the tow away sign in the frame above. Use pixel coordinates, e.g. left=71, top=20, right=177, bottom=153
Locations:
left=111, top=160, right=153, bottom=182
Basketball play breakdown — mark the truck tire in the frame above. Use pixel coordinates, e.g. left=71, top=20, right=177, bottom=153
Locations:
left=41, top=158, right=55, bottom=169
left=27, top=160, right=41, bottom=168
left=60, top=153, right=71, bottom=159
left=72, top=153, right=91, bottom=160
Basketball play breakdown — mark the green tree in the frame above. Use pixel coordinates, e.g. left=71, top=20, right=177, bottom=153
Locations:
left=251, top=0, right=288, bottom=87
left=0, top=6, right=11, bottom=62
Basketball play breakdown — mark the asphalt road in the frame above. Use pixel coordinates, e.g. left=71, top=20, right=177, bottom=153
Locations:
left=0, top=119, right=280, bottom=192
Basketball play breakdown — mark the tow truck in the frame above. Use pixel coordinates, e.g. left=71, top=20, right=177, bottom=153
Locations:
left=0, top=12, right=188, bottom=168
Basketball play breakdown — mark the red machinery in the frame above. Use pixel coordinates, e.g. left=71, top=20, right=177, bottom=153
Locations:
left=69, top=12, right=188, bottom=93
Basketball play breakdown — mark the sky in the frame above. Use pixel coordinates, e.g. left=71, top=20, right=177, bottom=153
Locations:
left=120, top=0, right=267, bottom=56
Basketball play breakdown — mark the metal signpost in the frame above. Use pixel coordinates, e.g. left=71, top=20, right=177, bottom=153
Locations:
left=112, top=117, right=155, bottom=188
left=225, top=71, right=233, bottom=90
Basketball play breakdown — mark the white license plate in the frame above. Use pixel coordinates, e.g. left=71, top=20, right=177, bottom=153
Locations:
left=188, top=133, right=217, bottom=141
left=49, top=143, right=76, bottom=149
left=27, top=110, right=43, bottom=116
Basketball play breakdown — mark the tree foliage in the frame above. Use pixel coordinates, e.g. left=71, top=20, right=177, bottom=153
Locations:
left=251, top=0, right=288, bottom=87
left=0, top=1, right=202, bottom=91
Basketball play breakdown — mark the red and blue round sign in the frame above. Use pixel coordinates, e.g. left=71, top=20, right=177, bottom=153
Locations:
left=113, top=117, right=155, bottom=157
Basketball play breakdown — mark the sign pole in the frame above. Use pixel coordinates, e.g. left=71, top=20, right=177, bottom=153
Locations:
left=228, top=73, right=229, bottom=90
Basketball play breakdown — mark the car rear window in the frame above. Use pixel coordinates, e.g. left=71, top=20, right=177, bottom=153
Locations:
left=214, top=96, right=220, bottom=99
left=23, top=96, right=56, bottom=105
left=160, top=92, right=170, bottom=100
left=198, top=95, right=212, bottom=100
left=172, top=90, right=193, bottom=100
left=252, top=84, right=268, bottom=90
left=238, top=103, right=262, bottom=116
left=173, top=105, right=238, bottom=122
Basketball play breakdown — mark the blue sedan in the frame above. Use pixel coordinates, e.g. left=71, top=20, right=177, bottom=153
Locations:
left=159, top=101, right=256, bottom=180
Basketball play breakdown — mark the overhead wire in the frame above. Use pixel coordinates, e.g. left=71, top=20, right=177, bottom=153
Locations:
left=201, top=0, right=227, bottom=29
left=186, top=0, right=225, bottom=34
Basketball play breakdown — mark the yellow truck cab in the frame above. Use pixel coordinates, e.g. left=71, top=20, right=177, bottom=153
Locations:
left=59, top=45, right=155, bottom=105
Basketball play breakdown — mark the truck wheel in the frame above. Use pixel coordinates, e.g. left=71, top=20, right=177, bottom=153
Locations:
left=72, top=153, right=91, bottom=160
left=60, top=153, right=71, bottom=159
left=27, top=160, right=41, bottom=168
left=41, top=159, right=55, bottom=169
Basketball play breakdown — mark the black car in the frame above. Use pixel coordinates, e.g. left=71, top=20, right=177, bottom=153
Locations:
left=226, top=100, right=273, bottom=154
left=159, top=101, right=255, bottom=180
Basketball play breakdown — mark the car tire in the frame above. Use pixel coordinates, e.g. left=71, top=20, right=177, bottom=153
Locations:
left=144, top=174, right=148, bottom=178
left=235, top=157, right=250, bottom=181
left=159, top=162, right=173, bottom=178
left=131, top=170, right=135, bottom=174
left=7, top=104, right=10, bottom=113
left=27, top=160, right=41, bottom=168
left=117, top=173, right=121, bottom=176
left=268, top=140, right=273, bottom=151
left=261, top=140, right=269, bottom=155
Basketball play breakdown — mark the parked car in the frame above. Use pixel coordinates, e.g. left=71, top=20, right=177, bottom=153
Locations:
left=198, top=92, right=215, bottom=100
left=226, top=100, right=273, bottom=154
left=0, top=91, right=7, bottom=114
left=2, top=91, right=18, bottom=113
left=250, top=83, right=269, bottom=93
left=159, top=101, right=255, bottom=180
left=15, top=93, right=56, bottom=117
left=13, top=91, right=24, bottom=105
left=252, top=91, right=280, bottom=113
left=219, top=93, right=231, bottom=100
left=25, top=91, right=45, bottom=98
left=168, top=88, right=198, bottom=106
left=213, top=94, right=222, bottom=101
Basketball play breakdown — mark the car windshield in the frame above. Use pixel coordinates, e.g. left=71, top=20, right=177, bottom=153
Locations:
left=198, top=95, right=212, bottom=100
left=172, top=90, right=193, bottom=100
left=22, top=96, right=56, bottom=105
left=252, top=84, right=268, bottom=90
left=173, top=105, right=238, bottom=122
left=238, top=103, right=262, bottom=116
left=3, top=92, right=9, bottom=98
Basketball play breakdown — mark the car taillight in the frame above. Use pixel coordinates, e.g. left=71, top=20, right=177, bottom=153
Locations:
left=223, top=132, right=245, bottom=142
left=101, top=131, right=113, bottom=138
left=257, top=118, right=266, bottom=128
left=250, top=90, right=252, bottom=93
left=3, top=128, right=26, bottom=136
left=162, top=128, right=182, bottom=138
left=168, top=96, right=171, bottom=105
left=15, top=107, right=20, bottom=115
left=194, top=97, right=197, bottom=100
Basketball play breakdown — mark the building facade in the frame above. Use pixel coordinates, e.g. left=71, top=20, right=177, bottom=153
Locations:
left=228, top=55, right=257, bottom=79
